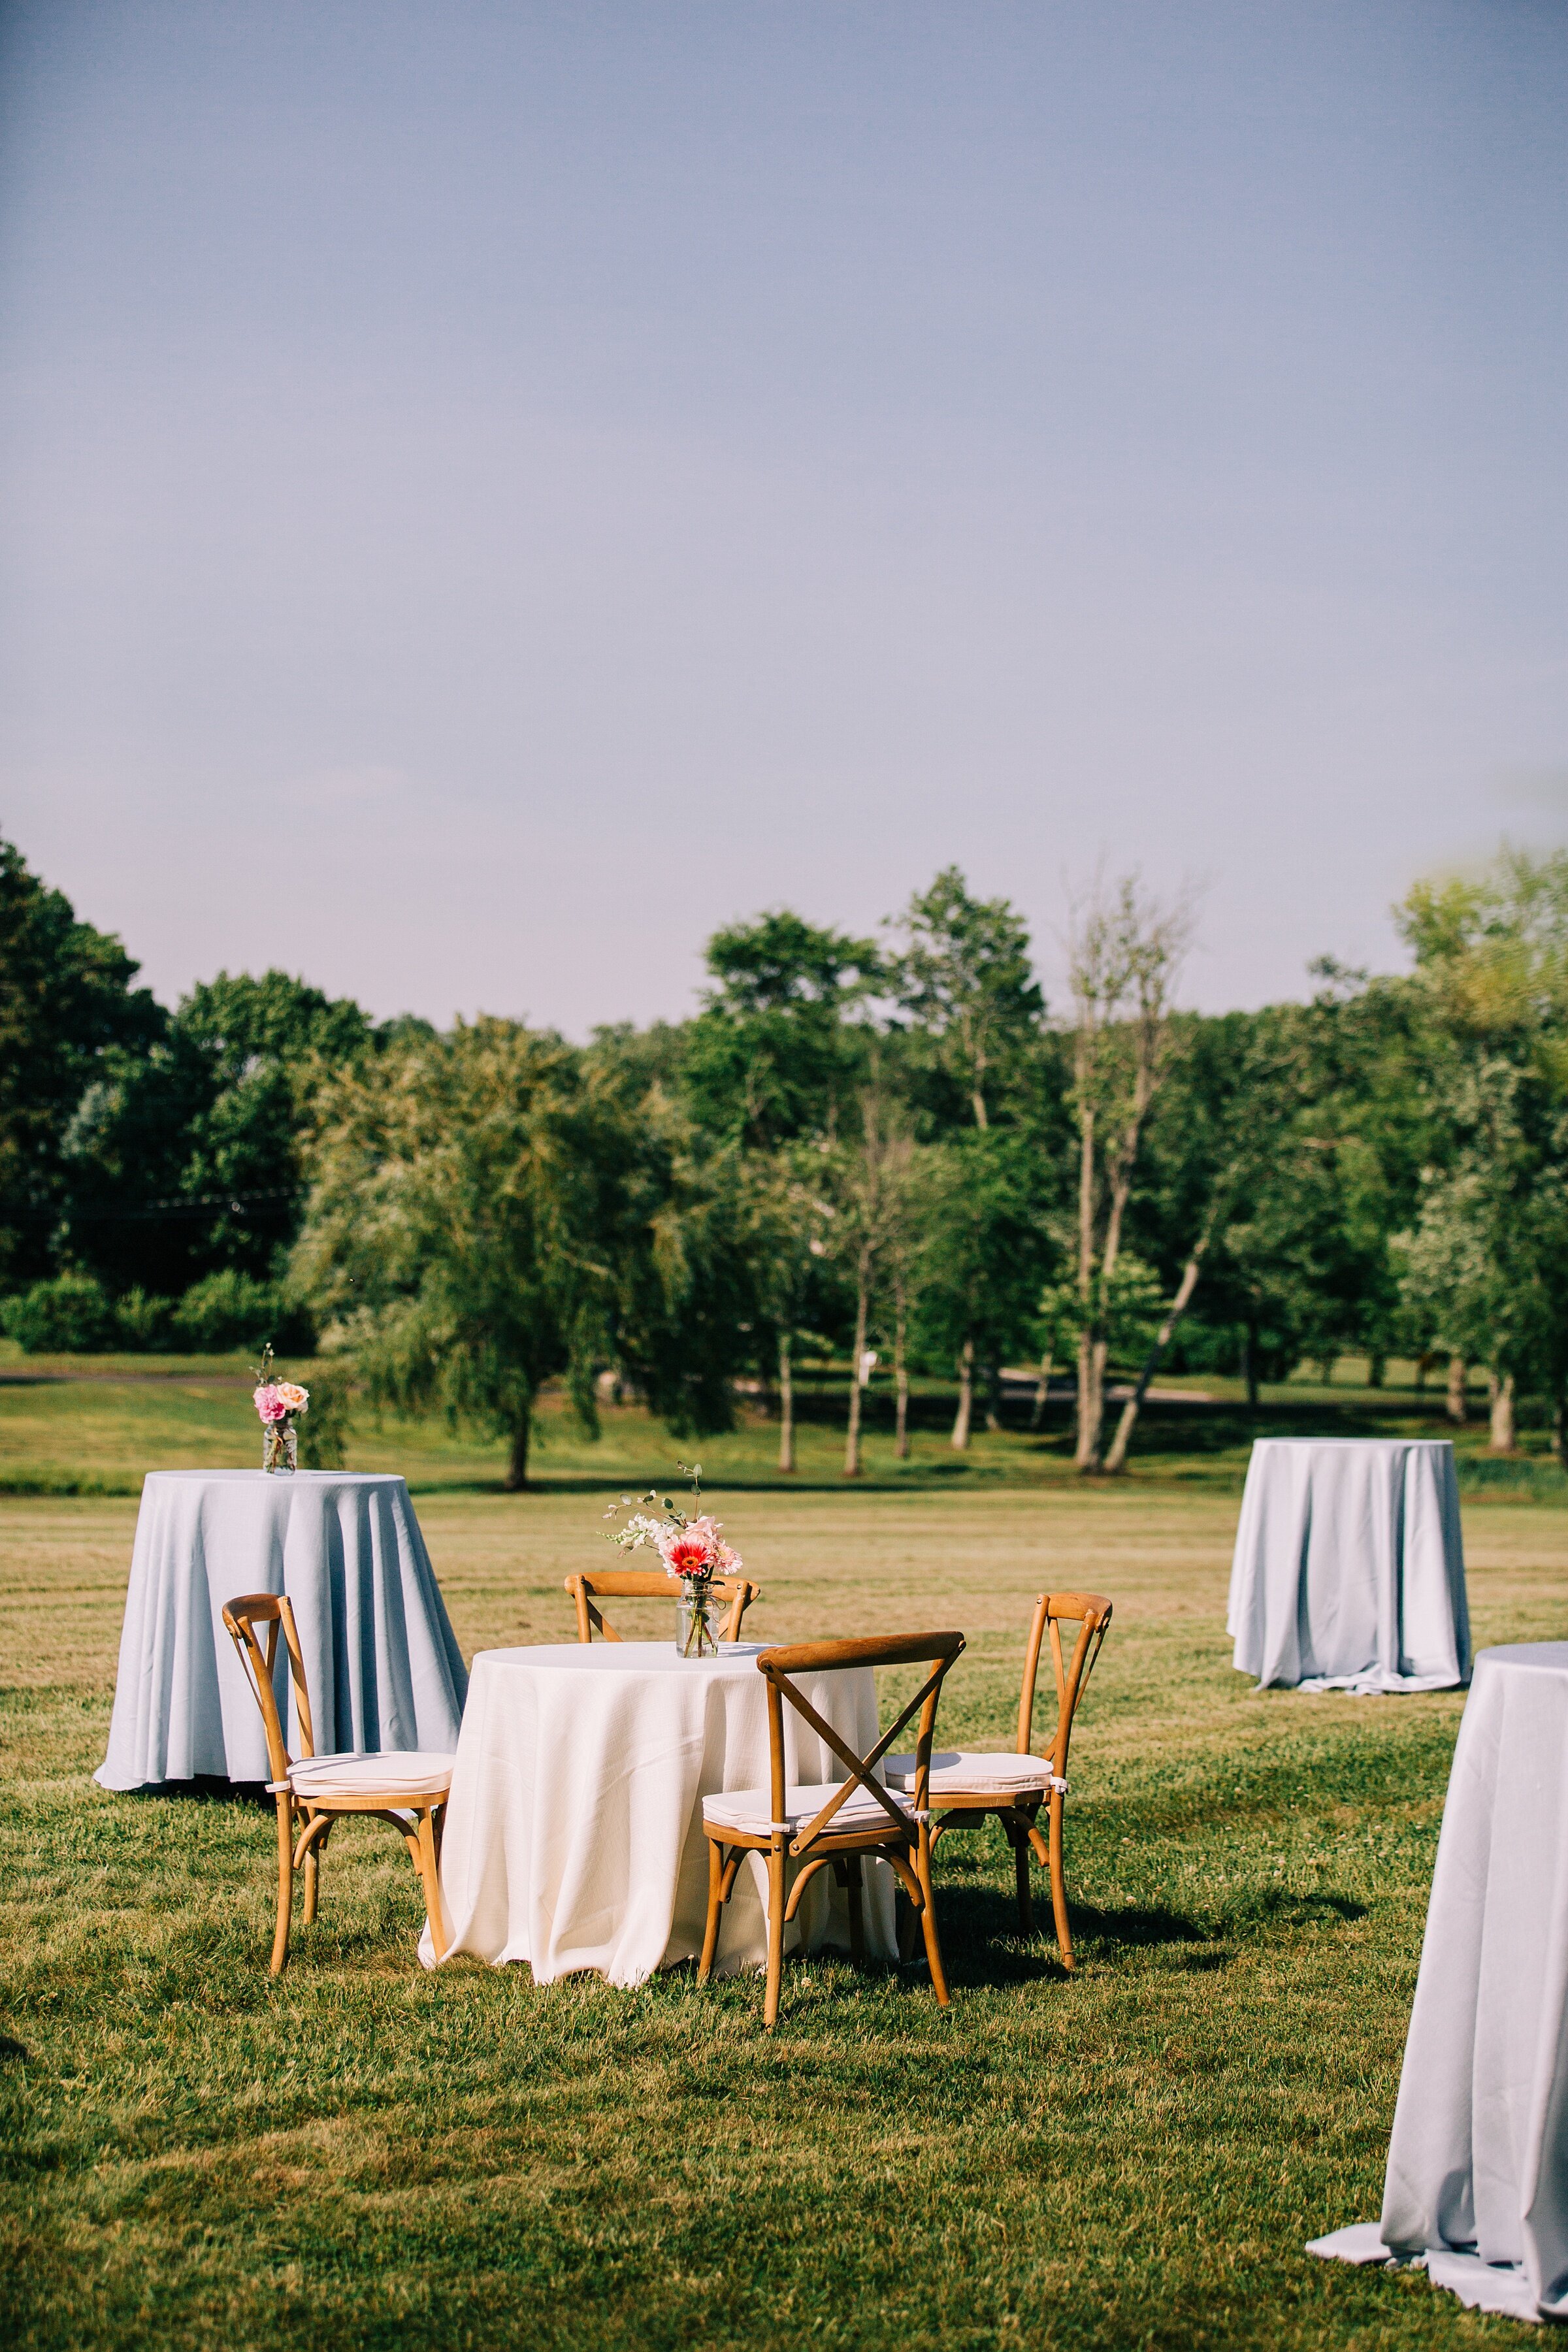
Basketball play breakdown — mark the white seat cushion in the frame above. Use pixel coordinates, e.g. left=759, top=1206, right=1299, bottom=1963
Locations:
left=288, top=1750, right=455, bottom=1801
left=883, top=1750, right=1054, bottom=1795
left=703, top=1781, right=913, bottom=1838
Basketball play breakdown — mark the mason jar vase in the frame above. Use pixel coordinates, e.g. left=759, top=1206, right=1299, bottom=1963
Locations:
left=676, top=1578, right=720, bottom=1659
left=263, top=1419, right=298, bottom=1475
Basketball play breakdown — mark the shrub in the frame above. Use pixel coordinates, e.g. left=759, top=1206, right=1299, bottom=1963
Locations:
left=169, top=1271, right=313, bottom=1356
left=2, top=1273, right=118, bottom=1353
left=296, top=1368, right=351, bottom=1469
left=114, top=1288, right=175, bottom=1351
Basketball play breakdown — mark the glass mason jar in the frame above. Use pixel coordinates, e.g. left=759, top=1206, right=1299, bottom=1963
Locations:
left=676, top=1577, right=720, bottom=1659
left=263, top=1418, right=299, bottom=1474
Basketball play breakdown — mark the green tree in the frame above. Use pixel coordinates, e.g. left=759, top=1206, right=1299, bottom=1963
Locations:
left=62, top=969, right=374, bottom=1297
left=0, top=836, right=162, bottom=1284
left=914, top=1130, right=1049, bottom=1450
left=1066, top=875, right=1192, bottom=1469
left=1393, top=848, right=1568, bottom=1456
left=819, top=1076, right=917, bottom=1477
left=886, top=866, right=1043, bottom=1130
left=732, top=1146, right=832, bottom=1473
left=294, top=1018, right=740, bottom=1490
left=681, top=911, right=879, bottom=1149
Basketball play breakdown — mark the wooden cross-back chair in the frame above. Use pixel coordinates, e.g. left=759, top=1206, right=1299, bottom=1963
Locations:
left=221, top=1592, right=455, bottom=1976
left=698, top=1629, right=965, bottom=2028
left=885, top=1591, right=1113, bottom=1969
left=563, top=1568, right=760, bottom=1644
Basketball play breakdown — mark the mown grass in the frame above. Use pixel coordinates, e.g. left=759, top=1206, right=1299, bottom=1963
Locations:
left=0, top=1350, right=1551, bottom=1503
left=5, top=1467, right=1568, bottom=2349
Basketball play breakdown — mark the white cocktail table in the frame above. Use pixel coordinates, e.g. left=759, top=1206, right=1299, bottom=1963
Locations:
left=1311, top=1644, right=1568, bottom=2321
left=421, top=1641, right=896, bottom=1984
left=1228, top=1437, right=1469, bottom=1693
left=97, top=1470, right=468, bottom=1788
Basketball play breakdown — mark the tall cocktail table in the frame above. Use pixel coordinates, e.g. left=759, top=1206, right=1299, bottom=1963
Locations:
left=97, top=1470, right=468, bottom=1788
left=1228, top=1437, right=1469, bottom=1693
left=1311, top=1643, right=1568, bottom=2321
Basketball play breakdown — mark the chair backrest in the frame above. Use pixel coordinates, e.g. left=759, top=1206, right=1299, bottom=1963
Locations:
left=1016, top=1592, right=1113, bottom=1780
left=221, top=1592, right=316, bottom=1784
left=756, top=1630, right=966, bottom=1857
left=563, top=1568, right=761, bottom=1644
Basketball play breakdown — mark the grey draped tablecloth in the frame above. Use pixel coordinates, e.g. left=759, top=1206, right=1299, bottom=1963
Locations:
left=1228, top=1438, right=1469, bottom=1694
left=1309, top=1644, right=1568, bottom=2323
left=97, top=1470, right=467, bottom=1788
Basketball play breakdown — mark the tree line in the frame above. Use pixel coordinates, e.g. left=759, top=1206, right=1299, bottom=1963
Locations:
left=5, top=829, right=1565, bottom=1482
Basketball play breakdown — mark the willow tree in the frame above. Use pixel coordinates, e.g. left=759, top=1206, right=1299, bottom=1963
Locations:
left=293, top=1017, right=728, bottom=1490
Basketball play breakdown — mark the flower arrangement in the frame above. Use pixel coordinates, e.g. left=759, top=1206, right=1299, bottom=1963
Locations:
left=251, top=1344, right=309, bottom=1474
left=600, top=1463, right=742, bottom=1656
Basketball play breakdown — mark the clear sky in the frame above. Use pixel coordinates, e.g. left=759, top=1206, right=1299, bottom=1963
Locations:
left=1, top=1, right=1564, bottom=1028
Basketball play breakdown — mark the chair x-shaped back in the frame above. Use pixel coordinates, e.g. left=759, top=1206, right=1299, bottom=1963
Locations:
left=699, top=1629, right=964, bottom=2027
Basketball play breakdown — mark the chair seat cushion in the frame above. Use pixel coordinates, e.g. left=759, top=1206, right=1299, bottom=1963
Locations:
left=288, top=1750, right=455, bottom=1801
left=703, top=1781, right=913, bottom=1838
left=883, top=1750, right=1054, bottom=1795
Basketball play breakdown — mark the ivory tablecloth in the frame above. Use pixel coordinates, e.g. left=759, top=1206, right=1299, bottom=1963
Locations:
left=421, top=1642, right=897, bottom=1984
left=1309, top=1644, right=1568, bottom=2323
left=97, top=1471, right=467, bottom=1788
left=1228, top=1438, right=1469, bottom=1693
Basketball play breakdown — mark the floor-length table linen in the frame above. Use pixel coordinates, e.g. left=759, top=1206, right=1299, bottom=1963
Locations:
left=421, top=1642, right=897, bottom=1984
left=1227, top=1437, right=1469, bottom=1694
left=97, top=1470, right=468, bottom=1788
left=1308, top=1643, right=1568, bottom=2323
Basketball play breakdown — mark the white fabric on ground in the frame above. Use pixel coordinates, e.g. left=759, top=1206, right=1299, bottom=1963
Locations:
left=1309, top=1644, right=1568, bottom=2325
left=422, top=1642, right=896, bottom=1984
left=1305, top=2223, right=1407, bottom=2265
left=1227, top=1438, right=1468, bottom=1693
left=96, top=1471, right=468, bottom=1788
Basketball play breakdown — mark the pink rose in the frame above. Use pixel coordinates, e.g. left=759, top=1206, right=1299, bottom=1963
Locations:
left=253, top=1386, right=287, bottom=1425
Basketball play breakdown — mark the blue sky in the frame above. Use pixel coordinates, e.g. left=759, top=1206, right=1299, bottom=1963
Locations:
left=1, top=1, right=1564, bottom=1026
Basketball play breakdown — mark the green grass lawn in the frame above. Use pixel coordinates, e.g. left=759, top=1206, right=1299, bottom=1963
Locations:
left=3, top=1388, right=1567, bottom=2346
left=1, top=1348, right=1558, bottom=1502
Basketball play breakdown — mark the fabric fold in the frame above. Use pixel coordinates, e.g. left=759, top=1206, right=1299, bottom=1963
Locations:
left=97, top=1470, right=466, bottom=1788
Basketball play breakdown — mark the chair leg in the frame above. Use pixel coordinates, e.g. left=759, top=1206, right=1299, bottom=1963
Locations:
left=896, top=1887, right=919, bottom=1963
left=764, top=1842, right=786, bottom=2029
left=1010, top=1817, right=1033, bottom=1935
left=1047, top=1790, right=1073, bottom=1970
left=845, top=1854, right=865, bottom=1963
left=302, top=1808, right=321, bottom=1925
left=915, top=1834, right=951, bottom=2006
left=270, top=1791, right=294, bottom=1977
left=698, top=1837, right=724, bottom=1984
left=414, top=1806, right=448, bottom=1962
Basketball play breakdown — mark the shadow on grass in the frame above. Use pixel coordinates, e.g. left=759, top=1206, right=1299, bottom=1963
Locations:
left=122, top=1774, right=272, bottom=1811
left=932, top=1882, right=1369, bottom=1984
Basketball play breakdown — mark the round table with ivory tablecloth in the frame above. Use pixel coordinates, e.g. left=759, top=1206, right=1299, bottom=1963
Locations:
left=1309, top=1644, right=1568, bottom=2322
left=421, top=1642, right=898, bottom=1984
left=1227, top=1437, right=1469, bottom=1694
left=96, top=1470, right=468, bottom=1789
